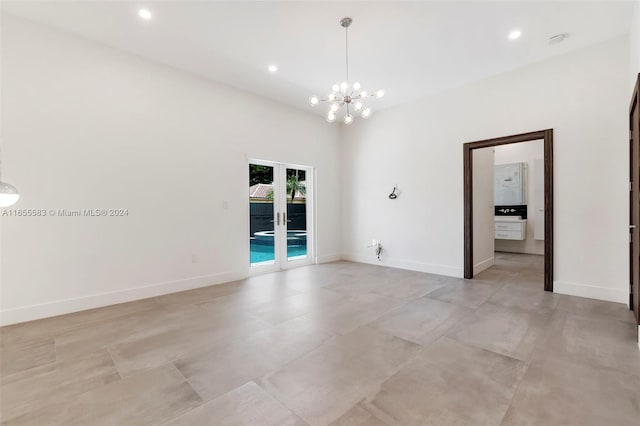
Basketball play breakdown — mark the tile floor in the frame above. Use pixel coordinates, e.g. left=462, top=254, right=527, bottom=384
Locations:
left=1, top=253, right=639, bottom=425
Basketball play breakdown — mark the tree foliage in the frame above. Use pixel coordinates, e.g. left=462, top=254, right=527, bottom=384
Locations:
left=287, top=176, right=306, bottom=203
left=249, top=164, right=273, bottom=186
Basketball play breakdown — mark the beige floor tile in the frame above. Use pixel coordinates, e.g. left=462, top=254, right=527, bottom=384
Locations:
left=0, top=337, right=56, bottom=377
left=446, top=302, right=552, bottom=362
left=322, top=274, right=392, bottom=295
left=164, top=381, right=305, bottom=426
left=277, top=264, right=365, bottom=291
left=154, top=280, right=245, bottom=306
left=495, top=252, right=544, bottom=267
left=0, top=297, right=159, bottom=348
left=373, top=297, right=469, bottom=346
left=557, top=294, right=636, bottom=324
left=0, top=350, right=120, bottom=422
left=230, top=272, right=317, bottom=298
left=196, top=285, right=303, bottom=317
left=506, top=271, right=544, bottom=288
left=366, top=274, right=448, bottom=301
left=53, top=304, right=203, bottom=360
left=262, top=326, right=421, bottom=425
left=541, top=310, right=640, bottom=376
left=426, top=279, right=500, bottom=308
left=329, top=403, right=387, bottom=426
left=502, top=355, right=640, bottom=426
left=249, top=288, right=347, bottom=325
left=175, top=316, right=335, bottom=401
left=109, top=309, right=270, bottom=377
left=474, top=267, right=518, bottom=283
left=1, top=255, right=637, bottom=426
left=3, top=364, right=201, bottom=426
left=366, top=337, right=527, bottom=426
left=492, top=253, right=544, bottom=289
left=488, top=282, right=559, bottom=315
left=298, top=293, right=407, bottom=335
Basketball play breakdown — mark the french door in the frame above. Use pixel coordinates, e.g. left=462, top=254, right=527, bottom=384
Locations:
left=248, top=159, right=314, bottom=274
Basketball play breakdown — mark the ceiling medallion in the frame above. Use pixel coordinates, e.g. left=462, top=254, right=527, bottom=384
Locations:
left=309, top=17, right=384, bottom=124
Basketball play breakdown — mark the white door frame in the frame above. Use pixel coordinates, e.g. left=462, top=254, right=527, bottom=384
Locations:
left=248, top=159, right=315, bottom=275
left=279, top=162, right=314, bottom=271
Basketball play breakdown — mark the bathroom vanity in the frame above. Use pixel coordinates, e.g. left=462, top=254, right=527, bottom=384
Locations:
left=494, top=216, right=527, bottom=240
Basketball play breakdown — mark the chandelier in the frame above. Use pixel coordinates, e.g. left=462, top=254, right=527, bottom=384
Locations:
left=308, top=17, right=384, bottom=124
left=0, top=148, right=19, bottom=208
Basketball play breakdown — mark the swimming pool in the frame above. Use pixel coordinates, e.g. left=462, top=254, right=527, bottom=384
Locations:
left=250, top=230, right=307, bottom=264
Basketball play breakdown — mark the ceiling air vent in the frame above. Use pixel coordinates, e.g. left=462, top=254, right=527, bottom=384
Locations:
left=548, top=33, right=569, bottom=45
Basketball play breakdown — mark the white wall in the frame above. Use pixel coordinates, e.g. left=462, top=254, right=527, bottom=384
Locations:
left=341, top=36, right=629, bottom=304
left=631, top=1, right=640, bottom=91
left=472, top=147, right=495, bottom=273
left=494, top=140, right=545, bottom=255
left=0, top=15, right=342, bottom=325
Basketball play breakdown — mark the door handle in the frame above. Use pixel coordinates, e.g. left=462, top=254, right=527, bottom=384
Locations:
left=276, top=212, right=280, bottom=226
left=630, top=225, right=637, bottom=229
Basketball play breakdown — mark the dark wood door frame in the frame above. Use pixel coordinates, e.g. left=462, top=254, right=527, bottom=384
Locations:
left=629, top=73, right=639, bottom=324
left=463, top=129, right=554, bottom=291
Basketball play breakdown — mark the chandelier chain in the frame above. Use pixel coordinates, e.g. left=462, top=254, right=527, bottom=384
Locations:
left=345, top=24, right=349, bottom=83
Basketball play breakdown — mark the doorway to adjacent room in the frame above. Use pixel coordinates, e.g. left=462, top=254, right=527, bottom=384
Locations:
left=463, top=129, right=554, bottom=291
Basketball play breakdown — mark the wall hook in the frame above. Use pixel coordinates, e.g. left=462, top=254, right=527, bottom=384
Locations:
left=389, top=185, right=398, bottom=200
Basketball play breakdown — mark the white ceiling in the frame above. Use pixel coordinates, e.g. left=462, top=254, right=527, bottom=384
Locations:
left=2, top=1, right=635, bottom=114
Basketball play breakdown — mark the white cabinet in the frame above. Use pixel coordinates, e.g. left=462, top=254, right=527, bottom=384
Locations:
left=494, top=218, right=526, bottom=240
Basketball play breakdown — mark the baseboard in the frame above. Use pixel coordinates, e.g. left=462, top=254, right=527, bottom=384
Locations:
left=316, top=253, right=342, bottom=264
left=494, top=248, right=545, bottom=256
left=0, top=270, right=247, bottom=326
left=553, top=280, right=628, bottom=305
left=473, top=256, right=494, bottom=275
left=340, top=252, right=463, bottom=278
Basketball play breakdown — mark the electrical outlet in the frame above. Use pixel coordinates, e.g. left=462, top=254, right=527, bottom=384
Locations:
left=191, top=254, right=198, bottom=264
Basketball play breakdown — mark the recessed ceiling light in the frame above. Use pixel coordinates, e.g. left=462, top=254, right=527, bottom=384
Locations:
left=508, top=30, right=522, bottom=40
left=138, top=9, right=152, bottom=20
left=268, top=64, right=278, bottom=73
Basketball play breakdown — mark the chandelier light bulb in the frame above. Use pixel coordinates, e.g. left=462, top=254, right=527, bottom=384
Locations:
left=354, top=101, right=363, bottom=111
left=327, top=112, right=336, bottom=123
left=332, top=83, right=340, bottom=92
left=361, top=108, right=372, bottom=119
left=360, top=91, right=368, bottom=98
left=309, top=96, right=319, bottom=106
left=340, top=81, right=348, bottom=92
left=353, top=82, right=361, bottom=90
left=376, top=90, right=385, bottom=98
left=330, top=103, right=339, bottom=112
left=328, top=93, right=336, bottom=101
left=344, top=114, right=353, bottom=125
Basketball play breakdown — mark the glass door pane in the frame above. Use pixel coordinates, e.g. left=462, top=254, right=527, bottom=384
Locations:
left=285, top=168, right=308, bottom=261
left=249, top=163, right=276, bottom=266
